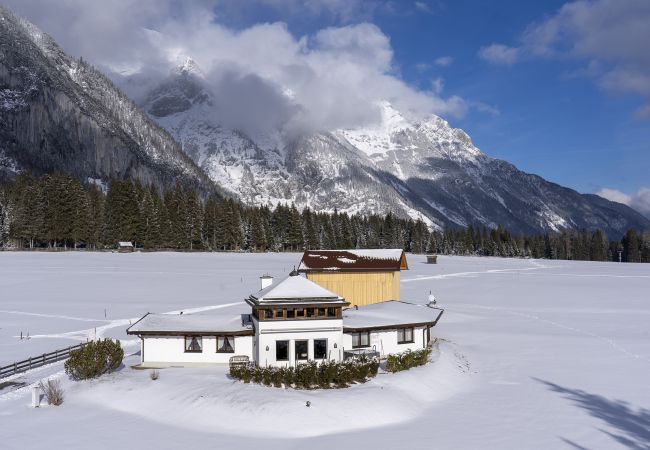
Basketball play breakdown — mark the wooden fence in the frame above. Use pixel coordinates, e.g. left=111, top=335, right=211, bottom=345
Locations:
left=0, top=343, right=88, bottom=379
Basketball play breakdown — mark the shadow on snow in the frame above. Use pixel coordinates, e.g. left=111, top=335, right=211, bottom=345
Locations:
left=534, top=378, right=650, bottom=450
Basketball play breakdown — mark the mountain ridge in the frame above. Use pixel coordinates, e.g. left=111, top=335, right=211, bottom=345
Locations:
left=139, top=65, right=650, bottom=237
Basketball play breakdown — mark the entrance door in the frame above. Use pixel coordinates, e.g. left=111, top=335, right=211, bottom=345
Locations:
left=295, top=340, right=308, bottom=361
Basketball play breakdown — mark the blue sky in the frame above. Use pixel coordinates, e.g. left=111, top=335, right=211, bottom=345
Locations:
left=6, top=0, right=650, bottom=215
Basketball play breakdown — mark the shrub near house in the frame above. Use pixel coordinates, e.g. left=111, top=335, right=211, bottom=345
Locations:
left=64, top=339, right=124, bottom=380
left=385, top=348, right=431, bottom=373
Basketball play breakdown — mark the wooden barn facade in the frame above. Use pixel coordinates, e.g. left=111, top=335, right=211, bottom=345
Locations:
left=298, top=249, right=408, bottom=307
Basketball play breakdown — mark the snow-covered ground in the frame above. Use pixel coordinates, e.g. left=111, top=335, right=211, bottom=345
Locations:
left=1, top=252, right=649, bottom=449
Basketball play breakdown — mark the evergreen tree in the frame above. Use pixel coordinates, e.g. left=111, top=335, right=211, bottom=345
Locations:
left=70, top=178, right=90, bottom=248
left=140, top=187, right=161, bottom=249
left=287, top=204, right=304, bottom=251
left=87, top=184, right=105, bottom=249
left=250, top=209, right=267, bottom=252
left=301, top=208, right=319, bottom=250
left=622, top=229, right=640, bottom=262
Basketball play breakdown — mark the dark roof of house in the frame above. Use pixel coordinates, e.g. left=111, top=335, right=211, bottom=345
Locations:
left=298, top=249, right=408, bottom=272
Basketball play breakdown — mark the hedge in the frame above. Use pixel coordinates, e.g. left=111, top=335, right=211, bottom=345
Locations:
left=385, top=348, right=431, bottom=372
left=230, top=358, right=379, bottom=389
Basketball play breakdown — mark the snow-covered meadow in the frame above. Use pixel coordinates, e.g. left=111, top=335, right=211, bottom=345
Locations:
left=1, top=252, right=649, bottom=449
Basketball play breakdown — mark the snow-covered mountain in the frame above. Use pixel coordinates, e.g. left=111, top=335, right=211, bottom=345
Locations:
left=142, top=64, right=650, bottom=236
left=0, top=7, right=215, bottom=193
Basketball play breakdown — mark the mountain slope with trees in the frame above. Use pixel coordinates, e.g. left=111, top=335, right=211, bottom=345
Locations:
left=1, top=174, right=648, bottom=263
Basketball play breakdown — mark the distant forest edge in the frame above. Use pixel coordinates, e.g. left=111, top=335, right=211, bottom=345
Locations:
left=0, top=172, right=648, bottom=263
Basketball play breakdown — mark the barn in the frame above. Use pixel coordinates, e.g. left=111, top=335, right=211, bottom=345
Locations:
left=298, top=249, right=408, bottom=307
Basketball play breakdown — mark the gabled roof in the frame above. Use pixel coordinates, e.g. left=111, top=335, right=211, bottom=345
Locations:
left=248, top=275, right=346, bottom=305
left=298, top=249, right=408, bottom=272
left=118, top=241, right=133, bottom=247
left=342, top=301, right=443, bottom=331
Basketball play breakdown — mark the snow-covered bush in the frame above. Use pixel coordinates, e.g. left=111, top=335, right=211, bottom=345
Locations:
left=39, top=379, right=64, bottom=406
left=229, top=358, right=379, bottom=389
left=385, top=348, right=431, bottom=373
left=64, top=339, right=124, bottom=380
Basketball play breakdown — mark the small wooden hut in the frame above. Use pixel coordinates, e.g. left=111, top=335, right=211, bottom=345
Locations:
left=426, top=254, right=438, bottom=264
left=118, top=241, right=134, bottom=253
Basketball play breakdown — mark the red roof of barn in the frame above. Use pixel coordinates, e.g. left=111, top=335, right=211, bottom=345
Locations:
left=298, top=249, right=408, bottom=272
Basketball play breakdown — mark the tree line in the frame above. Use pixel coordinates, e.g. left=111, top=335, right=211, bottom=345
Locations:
left=0, top=172, right=648, bottom=263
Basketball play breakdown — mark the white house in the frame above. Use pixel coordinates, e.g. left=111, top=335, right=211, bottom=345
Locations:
left=127, top=265, right=443, bottom=368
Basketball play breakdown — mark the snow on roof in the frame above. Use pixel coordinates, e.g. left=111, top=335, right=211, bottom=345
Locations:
left=127, top=304, right=253, bottom=335
left=299, top=249, right=408, bottom=271
left=343, top=301, right=443, bottom=331
left=118, top=241, right=133, bottom=247
left=250, top=275, right=345, bottom=304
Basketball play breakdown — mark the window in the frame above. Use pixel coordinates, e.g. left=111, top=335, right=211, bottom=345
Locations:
left=264, top=309, right=273, bottom=319
left=351, top=332, right=370, bottom=348
left=295, top=340, right=308, bottom=360
left=286, top=308, right=295, bottom=319
left=217, top=336, right=235, bottom=353
left=296, top=308, right=305, bottom=318
left=314, top=339, right=327, bottom=359
left=276, top=340, right=289, bottom=361
left=327, top=307, right=337, bottom=317
left=275, top=308, right=284, bottom=319
left=397, top=328, right=414, bottom=344
left=184, top=336, right=202, bottom=353
left=305, top=308, right=314, bottom=318
left=317, top=307, right=326, bottom=317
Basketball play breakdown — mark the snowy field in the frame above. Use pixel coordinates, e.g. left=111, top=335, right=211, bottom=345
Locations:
left=1, top=252, right=649, bottom=449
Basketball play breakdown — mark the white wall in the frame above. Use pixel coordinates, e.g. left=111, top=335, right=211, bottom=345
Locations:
left=342, top=326, right=429, bottom=357
left=141, top=335, right=254, bottom=365
left=254, top=318, right=344, bottom=367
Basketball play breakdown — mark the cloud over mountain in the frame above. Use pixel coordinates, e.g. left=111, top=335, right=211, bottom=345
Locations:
left=4, top=0, right=469, bottom=137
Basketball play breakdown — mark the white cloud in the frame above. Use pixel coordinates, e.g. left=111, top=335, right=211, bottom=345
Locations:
left=478, top=44, right=520, bottom=66
left=434, top=56, right=454, bottom=67
left=478, top=0, right=650, bottom=117
left=414, top=2, right=433, bottom=14
left=471, top=101, right=500, bottom=117
left=596, top=188, right=632, bottom=205
left=597, top=187, right=650, bottom=218
left=4, top=0, right=472, bottom=136
left=430, top=77, right=444, bottom=95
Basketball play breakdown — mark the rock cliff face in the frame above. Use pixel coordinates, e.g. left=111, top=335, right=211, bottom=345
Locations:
left=0, top=6, right=215, bottom=192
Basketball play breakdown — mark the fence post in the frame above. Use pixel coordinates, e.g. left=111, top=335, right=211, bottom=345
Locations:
left=29, top=357, right=32, bottom=369
left=43, top=353, right=46, bottom=365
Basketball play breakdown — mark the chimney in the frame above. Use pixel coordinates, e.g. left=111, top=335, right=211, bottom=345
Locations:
left=260, top=274, right=273, bottom=290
